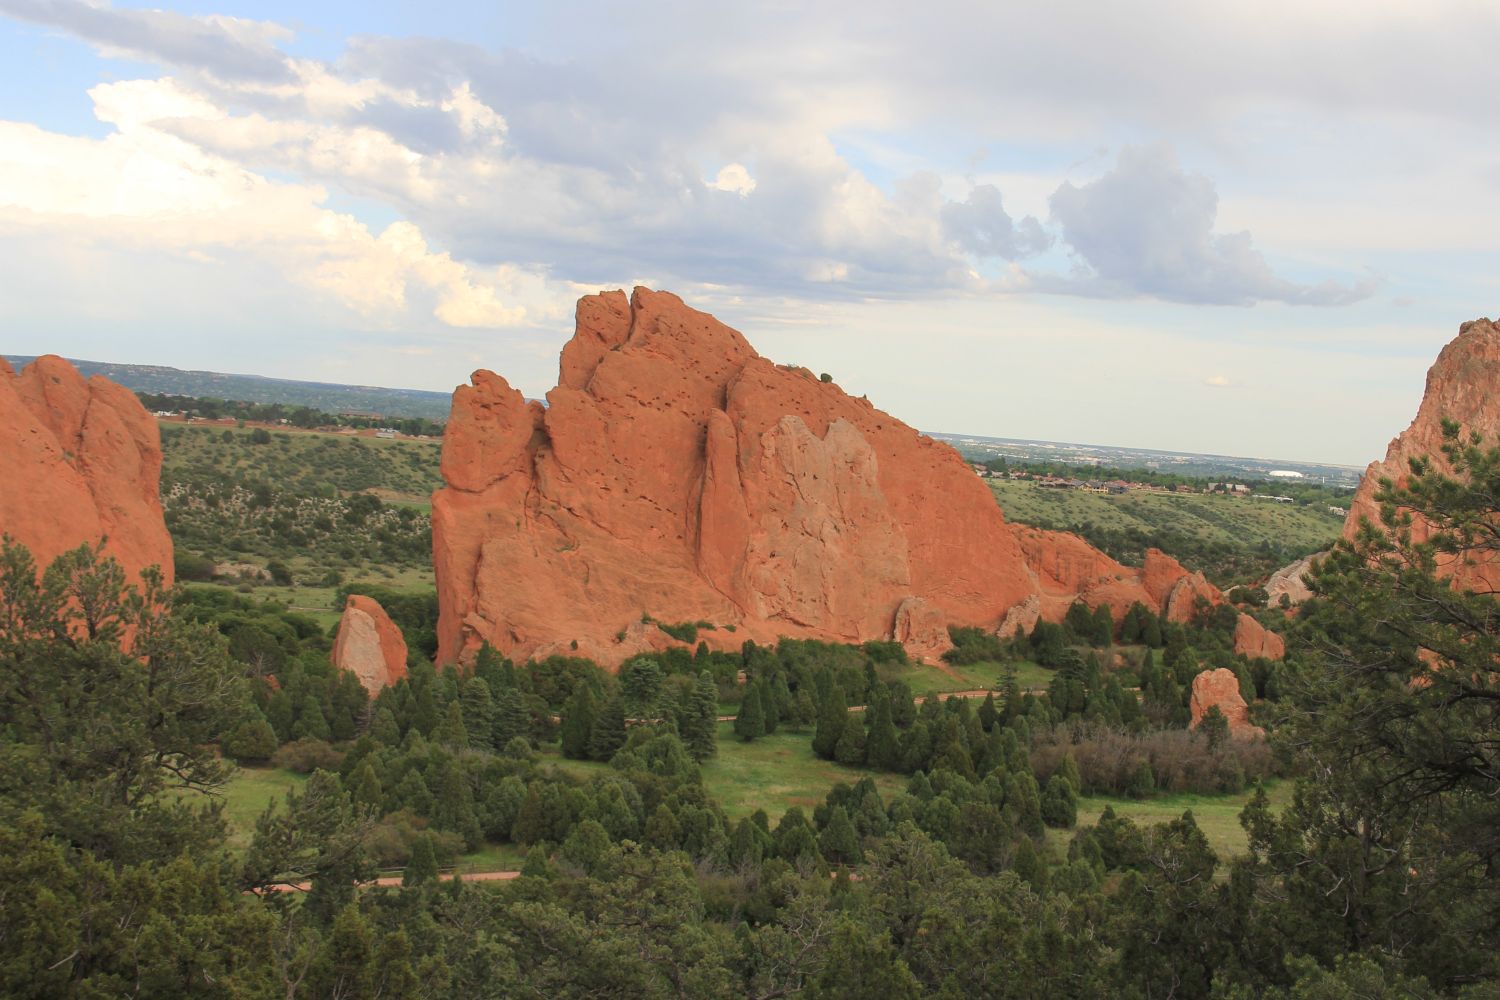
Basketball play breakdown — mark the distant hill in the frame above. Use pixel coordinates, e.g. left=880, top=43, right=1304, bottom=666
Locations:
left=3, top=356, right=455, bottom=421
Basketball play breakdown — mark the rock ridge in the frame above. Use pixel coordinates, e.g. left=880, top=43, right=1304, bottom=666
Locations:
left=432, top=289, right=1282, bottom=665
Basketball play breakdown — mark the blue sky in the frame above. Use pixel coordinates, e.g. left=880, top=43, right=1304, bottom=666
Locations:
left=1, top=1, right=1496, bottom=465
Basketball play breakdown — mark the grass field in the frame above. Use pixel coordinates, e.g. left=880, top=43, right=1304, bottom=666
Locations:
left=883, top=659, right=1054, bottom=697
left=988, top=478, right=1340, bottom=584
left=215, top=766, right=307, bottom=851
left=1060, top=780, right=1290, bottom=860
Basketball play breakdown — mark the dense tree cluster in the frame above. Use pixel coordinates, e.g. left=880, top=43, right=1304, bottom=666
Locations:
left=6, top=425, right=1500, bottom=998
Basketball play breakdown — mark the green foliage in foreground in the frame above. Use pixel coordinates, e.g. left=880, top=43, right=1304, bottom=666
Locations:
left=6, top=418, right=1500, bottom=998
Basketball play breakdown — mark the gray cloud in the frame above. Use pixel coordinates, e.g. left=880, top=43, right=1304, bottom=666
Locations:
left=0, top=0, right=294, bottom=83
left=941, top=185, right=1051, bottom=259
left=1047, top=145, right=1376, bottom=306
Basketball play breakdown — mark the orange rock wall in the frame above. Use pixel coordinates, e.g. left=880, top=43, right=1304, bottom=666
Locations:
left=0, top=356, right=173, bottom=586
left=432, top=289, right=1278, bottom=665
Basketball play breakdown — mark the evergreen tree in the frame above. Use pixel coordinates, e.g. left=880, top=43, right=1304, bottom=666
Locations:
left=293, top=693, right=332, bottom=741
left=431, top=756, right=482, bottom=849
left=370, top=706, right=401, bottom=746
left=222, top=716, right=279, bottom=763
left=865, top=690, right=902, bottom=771
left=492, top=685, right=531, bottom=749
left=812, top=683, right=848, bottom=760
left=587, top=694, right=628, bottom=761
left=403, top=834, right=438, bottom=886
left=818, top=805, right=863, bottom=865
left=559, top=684, right=599, bottom=760
left=977, top=691, right=998, bottom=732
left=834, top=717, right=867, bottom=767
left=433, top=700, right=469, bottom=750
left=1041, top=774, right=1078, bottom=828
left=645, top=803, right=682, bottom=850
left=734, top=681, right=766, bottom=742
left=681, top=671, right=719, bottom=761
left=348, top=758, right=383, bottom=811
left=460, top=675, right=496, bottom=750
left=759, top=677, right=780, bottom=735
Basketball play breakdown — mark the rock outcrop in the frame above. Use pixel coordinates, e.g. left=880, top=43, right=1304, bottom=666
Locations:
left=432, top=288, right=1277, bottom=666
left=0, top=355, right=173, bottom=585
left=331, top=596, right=409, bottom=694
left=1233, top=613, right=1285, bottom=660
left=1189, top=667, right=1263, bottom=738
left=1345, top=318, right=1500, bottom=592
left=1265, top=553, right=1322, bottom=607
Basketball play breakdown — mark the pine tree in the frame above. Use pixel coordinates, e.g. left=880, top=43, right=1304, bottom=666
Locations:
left=812, top=683, right=847, bottom=760
left=865, top=691, right=901, bottom=772
left=348, top=758, right=383, bottom=811
left=977, top=691, right=998, bottom=732
left=587, top=694, right=627, bottom=761
left=460, top=675, right=495, bottom=750
left=492, top=685, right=530, bottom=749
left=403, top=835, right=438, bottom=886
left=370, top=706, right=401, bottom=746
left=431, top=757, right=482, bottom=849
left=759, top=678, right=780, bottom=735
left=818, top=805, right=863, bottom=865
left=645, top=803, right=681, bottom=850
left=734, top=681, right=766, bottom=742
left=293, top=693, right=332, bottom=742
left=681, top=671, right=719, bottom=761
left=433, top=701, right=469, bottom=750
left=834, top=717, right=866, bottom=767
left=559, top=685, right=599, bottom=760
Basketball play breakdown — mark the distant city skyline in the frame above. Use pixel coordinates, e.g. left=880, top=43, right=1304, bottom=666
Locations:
left=1, top=1, right=1495, bottom=465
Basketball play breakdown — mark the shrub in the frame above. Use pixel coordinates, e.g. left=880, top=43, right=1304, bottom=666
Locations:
left=1029, top=722, right=1274, bottom=797
left=222, top=718, right=279, bottom=764
left=270, top=737, right=344, bottom=774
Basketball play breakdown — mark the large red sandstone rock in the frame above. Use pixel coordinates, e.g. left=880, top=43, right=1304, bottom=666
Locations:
left=1233, top=613, right=1285, bottom=660
left=1264, top=553, right=1322, bottom=607
left=1345, top=318, right=1500, bottom=592
left=331, top=595, right=410, bottom=694
left=431, top=289, right=1272, bottom=665
left=1189, top=667, right=1263, bottom=738
left=0, top=356, right=172, bottom=586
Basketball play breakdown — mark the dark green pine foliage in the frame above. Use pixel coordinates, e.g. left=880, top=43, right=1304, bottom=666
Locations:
left=588, top=693, right=628, bottom=761
left=459, top=675, right=495, bottom=750
left=403, top=834, right=438, bottom=886
left=818, top=805, right=863, bottom=865
left=734, top=681, right=766, bottom=742
left=865, top=690, right=902, bottom=772
left=559, top=684, right=599, bottom=760
left=681, top=671, right=719, bottom=760
left=812, top=682, right=847, bottom=760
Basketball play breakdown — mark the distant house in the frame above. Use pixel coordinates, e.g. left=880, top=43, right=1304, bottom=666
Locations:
left=1328, top=506, right=1348, bottom=516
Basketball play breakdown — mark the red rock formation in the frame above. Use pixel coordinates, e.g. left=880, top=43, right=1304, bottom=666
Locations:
left=331, top=595, right=410, bottom=695
left=1264, top=553, right=1322, bottom=607
left=1345, top=318, right=1500, bottom=591
left=0, top=355, right=172, bottom=585
left=1189, top=667, right=1263, bottom=738
left=431, top=288, right=1275, bottom=666
left=1233, top=613, right=1285, bottom=660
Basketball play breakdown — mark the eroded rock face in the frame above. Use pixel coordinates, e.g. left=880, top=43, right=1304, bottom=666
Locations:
left=1233, top=613, right=1285, bottom=660
left=1346, top=318, right=1500, bottom=592
left=331, top=596, right=409, bottom=695
left=0, top=355, right=172, bottom=585
left=1189, top=667, right=1263, bottom=738
left=432, top=288, right=1274, bottom=666
left=1265, top=553, right=1322, bottom=607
